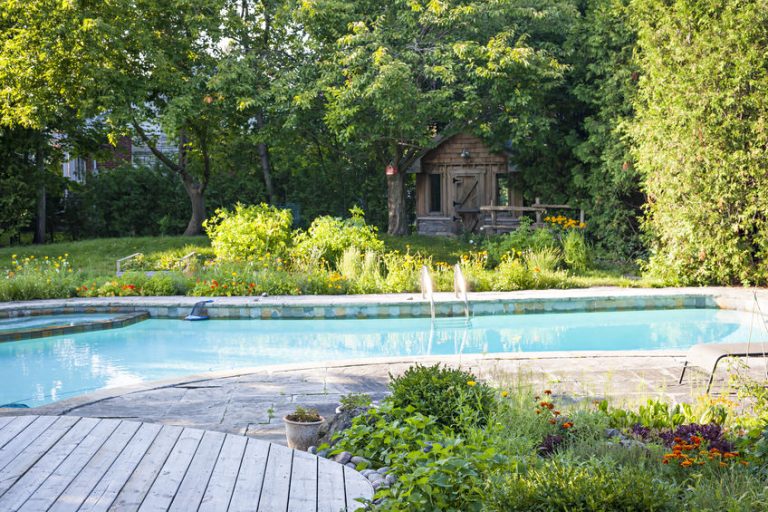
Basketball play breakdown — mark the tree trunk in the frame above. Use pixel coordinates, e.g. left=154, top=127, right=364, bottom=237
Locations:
left=387, top=172, right=407, bottom=235
left=257, top=142, right=275, bottom=203
left=33, top=143, right=46, bottom=244
left=256, top=113, right=275, bottom=203
left=183, top=178, right=206, bottom=236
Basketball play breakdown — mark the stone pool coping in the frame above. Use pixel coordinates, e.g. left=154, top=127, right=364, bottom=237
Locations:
left=0, top=286, right=764, bottom=320
left=0, top=310, right=149, bottom=343
left=4, top=349, right=688, bottom=417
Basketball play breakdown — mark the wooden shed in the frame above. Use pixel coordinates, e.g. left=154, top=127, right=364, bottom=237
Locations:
left=410, top=133, right=523, bottom=235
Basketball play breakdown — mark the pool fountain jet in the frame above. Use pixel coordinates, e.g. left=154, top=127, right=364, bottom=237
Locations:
left=186, top=300, right=214, bottom=321
left=420, top=266, right=436, bottom=321
left=454, top=264, right=471, bottom=321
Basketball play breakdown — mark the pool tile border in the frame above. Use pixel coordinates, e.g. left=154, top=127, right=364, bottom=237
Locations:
left=0, top=287, right=760, bottom=322
left=0, top=310, right=149, bottom=343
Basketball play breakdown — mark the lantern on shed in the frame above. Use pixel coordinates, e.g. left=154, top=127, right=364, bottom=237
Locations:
left=385, top=164, right=398, bottom=176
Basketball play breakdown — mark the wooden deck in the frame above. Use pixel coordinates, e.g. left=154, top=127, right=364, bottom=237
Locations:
left=0, top=415, right=372, bottom=511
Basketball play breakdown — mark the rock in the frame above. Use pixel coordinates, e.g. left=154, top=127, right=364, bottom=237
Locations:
left=372, top=481, right=384, bottom=490
left=367, top=473, right=384, bottom=483
left=605, top=428, right=623, bottom=439
left=422, top=444, right=432, bottom=453
left=346, top=462, right=356, bottom=469
left=385, top=474, right=396, bottom=485
left=377, top=466, right=390, bottom=475
left=307, top=446, right=317, bottom=454
left=318, top=407, right=371, bottom=445
left=317, top=449, right=329, bottom=458
left=333, top=451, right=352, bottom=465
left=361, top=469, right=377, bottom=478
left=350, top=456, right=369, bottom=466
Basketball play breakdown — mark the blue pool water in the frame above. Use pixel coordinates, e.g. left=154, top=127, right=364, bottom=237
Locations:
left=0, top=308, right=765, bottom=407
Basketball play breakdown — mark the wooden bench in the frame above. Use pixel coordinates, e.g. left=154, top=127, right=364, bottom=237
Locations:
left=679, top=342, right=768, bottom=392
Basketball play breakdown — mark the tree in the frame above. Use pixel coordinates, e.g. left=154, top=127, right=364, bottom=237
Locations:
left=568, top=0, right=643, bottom=259
left=299, top=0, right=573, bottom=234
left=1, top=0, right=231, bottom=236
left=632, top=0, right=768, bottom=284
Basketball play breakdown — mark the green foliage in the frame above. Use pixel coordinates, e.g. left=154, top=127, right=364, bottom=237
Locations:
left=76, top=272, right=191, bottom=297
left=0, top=254, right=79, bottom=300
left=71, top=165, right=188, bottom=238
left=204, top=203, right=293, bottom=262
left=633, top=0, right=768, bottom=285
left=388, top=364, right=496, bottom=431
left=482, top=219, right=558, bottom=266
left=488, top=457, right=677, bottom=511
left=597, top=398, right=688, bottom=429
left=562, top=230, right=590, bottom=272
left=332, top=403, right=505, bottom=512
left=568, top=0, right=643, bottom=259
left=338, top=393, right=372, bottom=411
left=292, top=207, right=384, bottom=266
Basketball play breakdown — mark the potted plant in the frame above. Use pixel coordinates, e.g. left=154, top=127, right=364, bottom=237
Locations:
left=283, top=406, right=325, bottom=451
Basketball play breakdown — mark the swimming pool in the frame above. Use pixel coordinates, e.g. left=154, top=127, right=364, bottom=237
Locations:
left=1, top=307, right=765, bottom=407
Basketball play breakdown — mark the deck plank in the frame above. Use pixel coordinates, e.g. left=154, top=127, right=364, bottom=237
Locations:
left=0, top=416, right=81, bottom=498
left=168, top=430, right=226, bottom=512
left=287, top=450, right=317, bottom=512
left=49, top=419, right=142, bottom=512
left=19, top=418, right=121, bottom=511
left=111, top=424, right=184, bottom=512
left=197, top=434, right=247, bottom=512
left=0, top=416, right=16, bottom=431
left=0, top=415, right=37, bottom=450
left=137, top=427, right=205, bottom=512
left=228, top=438, right=270, bottom=512
left=257, top=443, right=293, bottom=512
left=317, top=456, right=347, bottom=512
left=0, top=417, right=100, bottom=510
left=0, top=415, right=59, bottom=472
left=343, top=466, right=373, bottom=511
left=0, top=416, right=373, bottom=512
left=78, top=422, right=163, bottom=512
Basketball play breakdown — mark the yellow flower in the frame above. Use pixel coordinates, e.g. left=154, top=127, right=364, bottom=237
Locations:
left=467, top=380, right=477, bottom=387
left=501, top=391, right=509, bottom=398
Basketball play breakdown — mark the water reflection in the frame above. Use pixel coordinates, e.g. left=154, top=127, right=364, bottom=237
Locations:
left=0, top=308, right=764, bottom=407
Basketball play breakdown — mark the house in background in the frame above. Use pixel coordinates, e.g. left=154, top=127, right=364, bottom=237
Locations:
left=61, top=130, right=177, bottom=182
left=409, top=133, right=523, bottom=235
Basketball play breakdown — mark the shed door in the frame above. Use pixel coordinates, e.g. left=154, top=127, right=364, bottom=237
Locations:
left=452, top=172, right=483, bottom=232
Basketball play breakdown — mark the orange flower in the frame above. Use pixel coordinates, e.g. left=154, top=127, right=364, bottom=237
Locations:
left=553, top=411, right=561, bottom=416
left=535, top=409, right=542, bottom=414
left=544, top=390, right=552, bottom=395
left=562, top=422, right=574, bottom=429
left=680, top=460, right=693, bottom=468
left=549, top=419, right=557, bottom=425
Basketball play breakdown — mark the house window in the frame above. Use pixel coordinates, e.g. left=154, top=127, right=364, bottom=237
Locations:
left=429, top=173, right=442, bottom=213
left=496, top=174, right=511, bottom=206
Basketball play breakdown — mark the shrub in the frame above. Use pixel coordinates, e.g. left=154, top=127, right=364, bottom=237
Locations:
left=292, top=207, right=383, bottom=267
left=388, top=364, right=496, bottom=430
left=0, top=254, right=79, bottom=300
left=482, top=218, right=558, bottom=265
left=488, top=458, right=678, bottom=511
left=337, top=247, right=383, bottom=293
left=562, top=229, right=590, bottom=272
left=491, top=256, right=531, bottom=291
left=380, top=250, right=428, bottom=293
left=523, top=246, right=561, bottom=273
left=331, top=404, right=504, bottom=512
left=204, top=203, right=293, bottom=262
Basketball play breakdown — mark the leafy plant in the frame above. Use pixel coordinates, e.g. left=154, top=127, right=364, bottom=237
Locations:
left=388, top=364, right=496, bottom=431
left=338, top=392, right=373, bottom=411
left=204, top=203, right=293, bottom=262
left=292, top=207, right=383, bottom=266
left=286, top=406, right=322, bottom=423
left=562, top=229, right=590, bottom=272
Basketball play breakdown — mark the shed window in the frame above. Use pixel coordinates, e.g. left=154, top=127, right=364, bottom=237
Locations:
left=429, top=173, right=442, bottom=212
left=496, top=174, right=511, bottom=206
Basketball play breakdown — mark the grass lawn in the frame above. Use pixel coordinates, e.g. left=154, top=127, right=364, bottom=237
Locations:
left=0, top=236, right=210, bottom=275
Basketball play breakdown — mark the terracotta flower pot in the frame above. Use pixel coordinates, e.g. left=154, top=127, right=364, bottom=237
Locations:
left=283, top=415, right=325, bottom=451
